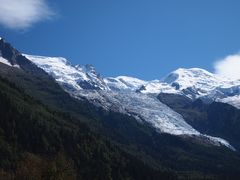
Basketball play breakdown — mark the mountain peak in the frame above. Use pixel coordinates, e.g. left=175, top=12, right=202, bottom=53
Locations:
left=85, top=64, right=95, bottom=71
left=0, top=39, right=28, bottom=68
left=164, top=68, right=215, bottom=83
left=163, top=68, right=223, bottom=91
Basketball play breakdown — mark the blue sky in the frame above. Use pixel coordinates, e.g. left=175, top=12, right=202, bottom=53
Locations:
left=1, top=0, right=240, bottom=80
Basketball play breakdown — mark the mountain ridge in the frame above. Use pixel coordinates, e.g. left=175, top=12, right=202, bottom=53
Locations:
left=21, top=54, right=237, bottom=149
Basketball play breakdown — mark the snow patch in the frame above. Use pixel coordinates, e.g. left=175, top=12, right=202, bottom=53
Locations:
left=0, top=57, right=12, bottom=66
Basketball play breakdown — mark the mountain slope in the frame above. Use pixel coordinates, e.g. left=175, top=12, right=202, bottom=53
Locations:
left=0, top=66, right=179, bottom=179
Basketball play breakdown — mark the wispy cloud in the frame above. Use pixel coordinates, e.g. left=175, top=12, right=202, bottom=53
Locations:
left=214, top=53, right=240, bottom=80
left=0, top=0, right=55, bottom=30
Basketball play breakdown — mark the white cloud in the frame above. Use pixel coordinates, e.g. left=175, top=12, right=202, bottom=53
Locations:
left=214, top=53, right=240, bottom=80
left=0, top=0, right=54, bottom=29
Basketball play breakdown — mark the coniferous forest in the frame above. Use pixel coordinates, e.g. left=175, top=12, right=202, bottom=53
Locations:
left=0, top=62, right=240, bottom=179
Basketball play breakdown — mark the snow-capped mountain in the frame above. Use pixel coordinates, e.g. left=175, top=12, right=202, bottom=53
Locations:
left=24, top=55, right=109, bottom=92
left=138, top=68, right=240, bottom=108
left=22, top=54, right=239, bottom=150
